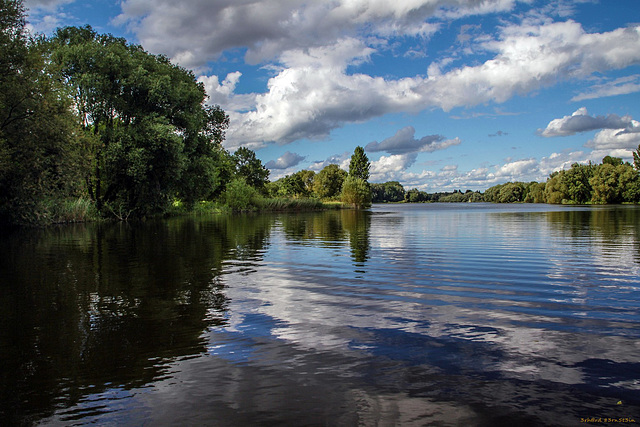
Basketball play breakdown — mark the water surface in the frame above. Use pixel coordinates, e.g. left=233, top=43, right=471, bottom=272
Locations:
left=1, top=203, right=639, bottom=426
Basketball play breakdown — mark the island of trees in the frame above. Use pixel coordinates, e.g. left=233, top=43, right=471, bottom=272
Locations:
left=2, top=0, right=639, bottom=227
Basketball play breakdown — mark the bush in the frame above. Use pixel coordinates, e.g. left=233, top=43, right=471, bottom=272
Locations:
left=341, top=176, right=372, bottom=208
left=223, top=178, right=260, bottom=211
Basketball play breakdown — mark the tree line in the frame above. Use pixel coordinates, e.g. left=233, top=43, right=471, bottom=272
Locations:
left=370, top=154, right=640, bottom=205
left=3, top=1, right=638, bottom=227
left=0, top=1, right=374, bottom=226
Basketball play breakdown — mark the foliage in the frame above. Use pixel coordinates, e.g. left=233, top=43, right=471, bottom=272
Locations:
left=48, top=25, right=229, bottom=218
left=348, top=146, right=370, bottom=181
left=371, top=181, right=405, bottom=202
left=256, top=198, right=326, bottom=211
left=313, top=164, right=347, bottom=199
left=223, top=178, right=261, bottom=211
left=341, top=176, right=372, bottom=208
left=231, top=147, right=269, bottom=192
left=272, top=173, right=308, bottom=198
left=633, top=144, right=640, bottom=172
left=0, top=1, right=88, bottom=225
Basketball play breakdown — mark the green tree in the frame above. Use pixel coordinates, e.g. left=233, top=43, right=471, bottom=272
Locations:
left=274, top=174, right=307, bottom=198
left=0, top=1, right=87, bottom=225
left=341, top=176, right=372, bottom=208
left=348, top=146, right=370, bottom=181
left=224, top=177, right=260, bottom=211
left=633, top=144, right=640, bottom=172
left=524, top=182, right=546, bottom=203
left=313, top=164, right=347, bottom=199
left=544, top=173, right=567, bottom=204
left=602, top=155, right=623, bottom=166
left=590, top=164, right=622, bottom=204
left=231, top=147, right=269, bottom=192
left=294, top=170, right=315, bottom=196
left=372, top=181, right=405, bottom=202
left=561, top=163, right=594, bottom=204
left=49, top=25, right=228, bottom=217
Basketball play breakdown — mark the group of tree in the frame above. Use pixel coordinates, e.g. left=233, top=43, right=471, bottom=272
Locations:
left=1, top=1, right=380, bottom=225
left=266, top=146, right=372, bottom=208
left=370, top=154, right=640, bottom=205
left=484, top=155, right=640, bottom=205
left=1, top=1, right=244, bottom=224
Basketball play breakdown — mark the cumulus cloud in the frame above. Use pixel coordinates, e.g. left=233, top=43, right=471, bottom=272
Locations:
left=115, top=0, right=507, bottom=68
left=585, top=121, right=640, bottom=160
left=539, top=107, right=635, bottom=137
left=265, top=151, right=306, bottom=170
left=370, top=153, right=419, bottom=182
left=309, top=152, right=351, bottom=172
left=365, top=126, right=460, bottom=155
left=24, top=0, right=74, bottom=34
left=212, top=20, right=640, bottom=147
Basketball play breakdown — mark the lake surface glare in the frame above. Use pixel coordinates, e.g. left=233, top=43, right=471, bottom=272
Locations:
left=1, top=203, right=639, bottom=426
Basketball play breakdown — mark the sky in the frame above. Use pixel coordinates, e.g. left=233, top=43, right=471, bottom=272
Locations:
left=24, top=0, right=640, bottom=191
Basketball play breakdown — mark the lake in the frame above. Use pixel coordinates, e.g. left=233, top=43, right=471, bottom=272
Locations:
left=1, top=203, right=639, bottom=426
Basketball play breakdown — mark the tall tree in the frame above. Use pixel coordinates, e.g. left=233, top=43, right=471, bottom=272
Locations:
left=633, top=144, right=640, bottom=172
left=0, top=1, right=86, bottom=225
left=348, top=146, right=370, bottom=181
left=231, top=147, right=269, bottom=191
left=313, top=164, right=347, bottom=199
left=49, top=26, right=229, bottom=217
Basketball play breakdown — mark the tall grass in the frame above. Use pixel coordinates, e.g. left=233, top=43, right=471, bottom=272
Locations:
left=256, top=197, right=326, bottom=211
left=45, top=197, right=99, bottom=224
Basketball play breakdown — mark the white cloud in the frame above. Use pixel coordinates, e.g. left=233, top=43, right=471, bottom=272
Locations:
left=24, top=0, right=73, bottom=11
left=24, top=0, right=74, bottom=34
left=365, top=126, right=460, bottom=155
left=539, top=107, right=635, bottom=137
left=370, top=153, right=419, bottom=182
left=308, top=152, right=351, bottom=172
left=115, top=0, right=508, bottom=68
left=585, top=122, right=640, bottom=161
left=265, top=151, right=306, bottom=170
left=208, top=20, right=640, bottom=148
left=571, top=75, right=640, bottom=102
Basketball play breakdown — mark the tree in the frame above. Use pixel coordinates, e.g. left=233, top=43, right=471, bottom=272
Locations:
left=231, top=147, right=269, bottom=192
left=49, top=26, right=228, bottom=217
left=371, top=181, right=405, bottom=202
left=562, top=163, right=594, bottom=204
left=341, top=176, right=372, bottom=208
left=313, top=164, right=347, bottom=199
left=602, top=155, right=623, bottom=166
left=0, top=1, right=87, bottom=224
left=633, top=144, right=640, bottom=172
left=294, top=170, right=315, bottom=196
left=590, top=164, right=622, bottom=204
left=348, top=146, right=370, bottom=181
left=274, top=174, right=307, bottom=198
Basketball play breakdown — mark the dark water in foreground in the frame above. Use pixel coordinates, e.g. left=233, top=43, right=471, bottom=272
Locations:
left=1, top=203, right=639, bottom=426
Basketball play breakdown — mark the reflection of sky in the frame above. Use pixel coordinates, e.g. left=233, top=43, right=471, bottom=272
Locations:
left=213, top=205, right=640, bottom=391
left=40, top=205, right=640, bottom=425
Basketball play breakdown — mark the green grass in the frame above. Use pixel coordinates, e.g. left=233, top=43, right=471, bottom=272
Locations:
left=46, top=197, right=99, bottom=224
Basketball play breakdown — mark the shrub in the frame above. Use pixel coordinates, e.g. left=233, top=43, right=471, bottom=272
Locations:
left=341, top=176, right=372, bottom=208
left=223, top=178, right=260, bottom=211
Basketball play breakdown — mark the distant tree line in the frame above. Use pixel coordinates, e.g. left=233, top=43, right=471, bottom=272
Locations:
left=266, top=146, right=372, bottom=209
left=483, top=155, right=640, bottom=204
left=368, top=154, right=640, bottom=205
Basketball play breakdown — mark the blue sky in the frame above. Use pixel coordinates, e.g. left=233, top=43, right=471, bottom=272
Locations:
left=24, top=0, right=640, bottom=191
